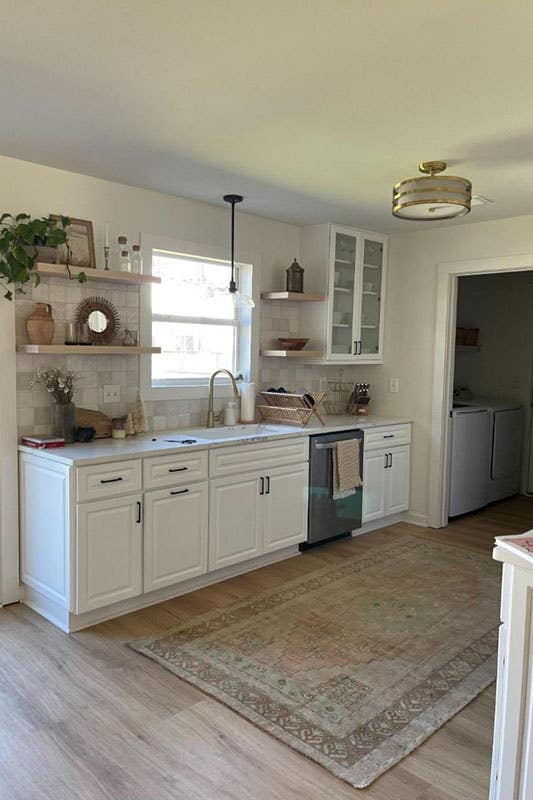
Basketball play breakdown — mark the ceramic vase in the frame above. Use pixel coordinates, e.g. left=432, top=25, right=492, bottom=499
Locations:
left=26, top=302, right=55, bottom=345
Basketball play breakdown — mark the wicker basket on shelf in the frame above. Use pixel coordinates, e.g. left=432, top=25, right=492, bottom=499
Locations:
left=257, top=391, right=325, bottom=426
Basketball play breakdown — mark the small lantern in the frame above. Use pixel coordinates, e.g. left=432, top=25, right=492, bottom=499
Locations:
left=286, top=258, right=304, bottom=293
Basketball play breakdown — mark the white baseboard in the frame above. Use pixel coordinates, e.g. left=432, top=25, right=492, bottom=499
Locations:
left=404, top=510, right=429, bottom=527
left=352, top=512, right=408, bottom=536
left=21, top=545, right=301, bottom=633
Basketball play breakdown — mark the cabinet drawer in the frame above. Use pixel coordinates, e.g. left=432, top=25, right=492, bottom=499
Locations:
left=364, top=424, right=411, bottom=451
left=77, top=459, right=142, bottom=502
left=209, top=437, right=308, bottom=478
left=143, top=450, right=208, bottom=490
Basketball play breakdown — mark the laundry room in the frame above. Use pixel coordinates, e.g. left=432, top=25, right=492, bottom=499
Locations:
left=449, top=271, right=533, bottom=517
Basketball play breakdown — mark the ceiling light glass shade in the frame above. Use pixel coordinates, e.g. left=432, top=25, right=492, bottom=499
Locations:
left=392, top=161, right=472, bottom=220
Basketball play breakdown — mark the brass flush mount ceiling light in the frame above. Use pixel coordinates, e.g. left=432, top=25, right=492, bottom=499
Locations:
left=392, top=161, right=472, bottom=220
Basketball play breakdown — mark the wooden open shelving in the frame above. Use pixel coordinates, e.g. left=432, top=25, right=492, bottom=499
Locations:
left=261, top=291, right=325, bottom=301
left=261, top=349, right=323, bottom=358
left=17, top=345, right=161, bottom=355
left=34, top=263, right=161, bottom=286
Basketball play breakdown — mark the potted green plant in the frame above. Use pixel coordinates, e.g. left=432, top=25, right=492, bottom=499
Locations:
left=0, top=213, right=86, bottom=300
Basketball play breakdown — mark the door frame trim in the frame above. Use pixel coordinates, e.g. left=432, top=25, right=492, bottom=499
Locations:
left=428, top=253, right=533, bottom=528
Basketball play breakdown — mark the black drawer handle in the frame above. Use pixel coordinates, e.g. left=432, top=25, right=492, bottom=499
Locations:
left=100, top=476, right=123, bottom=484
left=383, top=434, right=394, bottom=439
left=168, top=467, right=188, bottom=473
left=170, top=488, right=189, bottom=495
left=136, top=501, right=142, bottom=523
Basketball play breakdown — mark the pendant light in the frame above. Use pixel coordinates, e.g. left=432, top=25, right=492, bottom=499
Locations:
left=223, top=194, right=255, bottom=308
left=392, top=161, right=471, bottom=220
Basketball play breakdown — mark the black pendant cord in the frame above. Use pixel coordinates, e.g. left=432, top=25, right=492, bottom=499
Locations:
left=223, top=194, right=243, bottom=294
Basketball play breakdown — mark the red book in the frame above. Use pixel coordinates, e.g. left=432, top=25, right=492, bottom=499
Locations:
left=21, top=436, right=65, bottom=449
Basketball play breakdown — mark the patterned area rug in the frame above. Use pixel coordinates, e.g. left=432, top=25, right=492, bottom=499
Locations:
left=130, top=533, right=500, bottom=788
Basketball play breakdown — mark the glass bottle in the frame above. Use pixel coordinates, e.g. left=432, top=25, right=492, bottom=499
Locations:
left=131, top=244, right=143, bottom=274
left=119, top=249, right=131, bottom=273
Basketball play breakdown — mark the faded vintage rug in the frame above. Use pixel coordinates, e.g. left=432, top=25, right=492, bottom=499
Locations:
left=130, top=533, right=501, bottom=788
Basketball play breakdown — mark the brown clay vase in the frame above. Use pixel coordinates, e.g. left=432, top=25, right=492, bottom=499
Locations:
left=26, top=302, right=55, bottom=345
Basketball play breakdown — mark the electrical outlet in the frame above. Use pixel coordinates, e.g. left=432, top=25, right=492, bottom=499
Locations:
left=103, top=385, right=120, bottom=403
left=389, top=377, right=400, bottom=394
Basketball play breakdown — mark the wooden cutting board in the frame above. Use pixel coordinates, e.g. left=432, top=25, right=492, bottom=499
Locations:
left=75, top=407, right=112, bottom=439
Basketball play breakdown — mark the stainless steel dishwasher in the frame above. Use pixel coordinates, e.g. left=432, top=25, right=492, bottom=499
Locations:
left=305, top=428, right=364, bottom=545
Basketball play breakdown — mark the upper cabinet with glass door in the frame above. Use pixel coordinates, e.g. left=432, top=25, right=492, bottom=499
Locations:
left=300, top=224, right=387, bottom=364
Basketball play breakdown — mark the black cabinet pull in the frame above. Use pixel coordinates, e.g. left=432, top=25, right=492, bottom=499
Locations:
left=100, top=476, right=123, bottom=484
left=259, top=477, right=264, bottom=495
left=383, top=434, right=394, bottom=439
left=353, top=341, right=357, bottom=355
left=168, top=466, right=187, bottom=473
left=389, top=453, right=393, bottom=468
left=170, top=488, right=189, bottom=495
left=136, top=501, right=142, bottom=523
left=384, top=454, right=388, bottom=469
left=265, top=476, right=270, bottom=494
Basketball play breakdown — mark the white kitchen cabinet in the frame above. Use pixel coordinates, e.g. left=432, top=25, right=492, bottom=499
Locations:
left=18, top=434, right=310, bottom=631
left=362, top=426, right=411, bottom=523
left=361, top=450, right=387, bottom=522
left=490, top=536, right=533, bottom=800
left=386, top=446, right=410, bottom=515
left=209, top=472, right=264, bottom=570
left=209, top=459, right=308, bottom=570
left=263, top=463, right=308, bottom=552
left=300, top=223, right=387, bottom=364
left=144, top=482, right=208, bottom=592
left=76, top=493, right=143, bottom=613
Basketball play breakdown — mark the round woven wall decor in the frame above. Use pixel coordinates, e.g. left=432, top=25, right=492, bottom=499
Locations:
left=75, top=296, right=121, bottom=345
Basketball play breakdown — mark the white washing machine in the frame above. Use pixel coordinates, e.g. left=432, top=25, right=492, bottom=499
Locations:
left=449, top=399, right=523, bottom=516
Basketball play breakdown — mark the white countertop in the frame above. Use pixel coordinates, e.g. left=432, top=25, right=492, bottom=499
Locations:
left=493, top=532, right=533, bottom=570
left=18, top=414, right=411, bottom=466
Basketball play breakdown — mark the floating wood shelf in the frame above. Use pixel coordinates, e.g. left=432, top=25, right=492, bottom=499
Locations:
left=34, top=263, right=161, bottom=285
left=261, top=291, right=325, bottom=301
left=261, top=349, right=323, bottom=358
left=17, top=345, right=161, bottom=355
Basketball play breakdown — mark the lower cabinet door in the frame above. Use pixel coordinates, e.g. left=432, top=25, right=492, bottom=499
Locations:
left=209, top=472, right=262, bottom=571
left=263, top=463, right=308, bottom=552
left=362, top=450, right=387, bottom=523
left=76, top=494, right=142, bottom=613
left=144, top=482, right=208, bottom=592
left=387, top=445, right=410, bottom=515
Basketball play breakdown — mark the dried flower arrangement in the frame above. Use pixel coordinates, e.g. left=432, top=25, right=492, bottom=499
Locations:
left=32, top=367, right=78, bottom=405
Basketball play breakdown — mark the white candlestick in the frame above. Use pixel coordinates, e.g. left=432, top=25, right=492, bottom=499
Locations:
left=105, top=221, right=110, bottom=247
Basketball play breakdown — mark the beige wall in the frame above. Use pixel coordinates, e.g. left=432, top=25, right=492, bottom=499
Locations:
left=371, top=214, right=533, bottom=523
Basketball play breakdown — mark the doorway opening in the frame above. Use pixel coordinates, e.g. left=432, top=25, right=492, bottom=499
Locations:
left=448, top=272, right=531, bottom=520
left=428, top=254, right=533, bottom=528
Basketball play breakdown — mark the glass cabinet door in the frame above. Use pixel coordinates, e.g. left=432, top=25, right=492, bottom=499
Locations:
left=329, top=230, right=357, bottom=357
left=358, top=237, right=384, bottom=356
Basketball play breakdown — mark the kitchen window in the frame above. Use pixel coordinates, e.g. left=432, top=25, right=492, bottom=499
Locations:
left=141, top=245, right=253, bottom=397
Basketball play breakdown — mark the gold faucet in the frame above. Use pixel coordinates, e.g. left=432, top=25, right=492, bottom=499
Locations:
left=207, top=369, right=240, bottom=428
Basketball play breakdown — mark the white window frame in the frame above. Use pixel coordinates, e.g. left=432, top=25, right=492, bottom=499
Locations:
left=140, top=234, right=259, bottom=400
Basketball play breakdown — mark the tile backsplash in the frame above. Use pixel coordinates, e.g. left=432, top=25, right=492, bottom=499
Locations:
left=16, top=280, right=373, bottom=437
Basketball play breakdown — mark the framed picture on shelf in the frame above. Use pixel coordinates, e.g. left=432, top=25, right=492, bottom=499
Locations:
left=50, top=215, right=96, bottom=269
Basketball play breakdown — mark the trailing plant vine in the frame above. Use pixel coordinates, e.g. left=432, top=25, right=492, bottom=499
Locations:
left=0, top=213, right=87, bottom=300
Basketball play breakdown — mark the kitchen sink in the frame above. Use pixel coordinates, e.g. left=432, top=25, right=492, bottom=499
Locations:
left=182, top=423, right=297, bottom=441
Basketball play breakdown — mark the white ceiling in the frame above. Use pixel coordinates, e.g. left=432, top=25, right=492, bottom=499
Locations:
left=2, top=1, right=533, bottom=232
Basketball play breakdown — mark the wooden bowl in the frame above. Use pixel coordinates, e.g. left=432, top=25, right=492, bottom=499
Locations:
left=278, top=337, right=309, bottom=351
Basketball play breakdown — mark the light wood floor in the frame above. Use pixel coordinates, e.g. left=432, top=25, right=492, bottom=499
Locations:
left=2, top=495, right=533, bottom=800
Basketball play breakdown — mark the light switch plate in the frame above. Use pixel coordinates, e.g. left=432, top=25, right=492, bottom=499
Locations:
left=389, top=377, right=400, bottom=393
left=103, top=385, right=120, bottom=403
